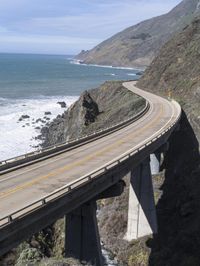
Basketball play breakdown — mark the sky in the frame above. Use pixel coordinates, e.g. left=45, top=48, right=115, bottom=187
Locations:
left=0, top=0, right=182, bottom=55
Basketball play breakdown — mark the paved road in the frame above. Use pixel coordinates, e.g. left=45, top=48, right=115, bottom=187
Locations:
left=0, top=81, right=181, bottom=220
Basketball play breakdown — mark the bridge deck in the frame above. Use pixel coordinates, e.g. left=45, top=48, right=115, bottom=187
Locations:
left=0, top=82, right=180, bottom=219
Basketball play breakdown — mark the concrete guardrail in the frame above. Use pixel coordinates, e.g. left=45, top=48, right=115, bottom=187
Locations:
left=0, top=102, right=149, bottom=174
left=0, top=99, right=181, bottom=228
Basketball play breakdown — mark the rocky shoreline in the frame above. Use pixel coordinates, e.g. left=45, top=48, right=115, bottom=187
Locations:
left=15, top=101, right=68, bottom=150
left=0, top=80, right=146, bottom=266
left=2, top=3, right=200, bottom=265
left=38, top=80, right=145, bottom=148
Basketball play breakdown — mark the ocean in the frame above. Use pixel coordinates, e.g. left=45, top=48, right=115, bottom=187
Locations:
left=0, top=53, right=139, bottom=161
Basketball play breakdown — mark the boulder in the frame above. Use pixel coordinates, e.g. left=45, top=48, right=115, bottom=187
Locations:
left=44, top=111, right=52, bottom=115
left=57, top=101, right=67, bottom=108
left=81, top=91, right=99, bottom=126
left=18, top=115, right=30, bottom=121
left=36, top=118, right=42, bottom=123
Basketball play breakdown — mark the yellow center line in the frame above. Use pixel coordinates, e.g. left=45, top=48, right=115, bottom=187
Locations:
left=0, top=104, right=163, bottom=200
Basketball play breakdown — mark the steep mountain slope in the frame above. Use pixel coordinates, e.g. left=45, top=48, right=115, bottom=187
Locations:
left=137, top=18, right=200, bottom=266
left=138, top=17, right=200, bottom=142
left=76, top=0, right=200, bottom=69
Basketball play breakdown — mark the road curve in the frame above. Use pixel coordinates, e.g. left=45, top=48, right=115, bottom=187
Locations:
left=0, top=81, right=181, bottom=221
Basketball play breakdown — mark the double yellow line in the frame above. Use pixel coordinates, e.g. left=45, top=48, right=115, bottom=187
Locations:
left=0, top=104, right=163, bottom=200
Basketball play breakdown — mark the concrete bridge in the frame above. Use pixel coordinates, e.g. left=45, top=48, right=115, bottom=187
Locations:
left=0, top=81, right=181, bottom=265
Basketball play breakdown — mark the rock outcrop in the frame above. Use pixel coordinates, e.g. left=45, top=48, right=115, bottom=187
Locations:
left=81, top=91, right=99, bottom=125
left=57, top=101, right=67, bottom=108
left=0, top=80, right=145, bottom=266
left=41, top=81, right=145, bottom=148
left=18, top=115, right=30, bottom=121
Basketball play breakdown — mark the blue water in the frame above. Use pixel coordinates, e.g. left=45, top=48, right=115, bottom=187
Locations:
left=0, top=53, right=139, bottom=99
left=0, top=53, right=140, bottom=161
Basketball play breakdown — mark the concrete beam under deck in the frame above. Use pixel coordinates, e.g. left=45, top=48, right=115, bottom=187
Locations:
left=0, top=128, right=172, bottom=256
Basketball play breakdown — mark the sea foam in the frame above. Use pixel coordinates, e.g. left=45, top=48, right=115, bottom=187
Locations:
left=70, top=60, right=136, bottom=70
left=0, top=96, right=77, bottom=161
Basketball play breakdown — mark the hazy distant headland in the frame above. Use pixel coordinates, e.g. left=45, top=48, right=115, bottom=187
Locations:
left=76, top=0, right=200, bottom=69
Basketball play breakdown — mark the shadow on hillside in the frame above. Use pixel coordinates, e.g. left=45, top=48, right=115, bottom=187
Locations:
left=147, top=111, right=200, bottom=266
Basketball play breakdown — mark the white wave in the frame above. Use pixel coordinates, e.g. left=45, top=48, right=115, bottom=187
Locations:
left=127, top=73, right=137, bottom=76
left=0, top=96, right=78, bottom=161
left=70, top=59, right=82, bottom=65
left=70, top=60, right=138, bottom=71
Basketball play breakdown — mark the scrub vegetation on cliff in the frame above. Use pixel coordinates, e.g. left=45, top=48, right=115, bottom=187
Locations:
left=41, top=81, right=145, bottom=148
left=96, top=15, right=200, bottom=266
left=95, top=16, right=200, bottom=266
left=2, top=9, right=200, bottom=266
left=0, top=81, right=145, bottom=266
left=136, top=17, right=200, bottom=266
left=76, top=0, right=200, bottom=69
left=138, top=17, right=200, bottom=142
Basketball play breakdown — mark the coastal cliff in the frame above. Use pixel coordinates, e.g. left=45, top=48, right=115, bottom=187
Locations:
left=0, top=81, right=145, bottom=266
left=74, top=16, right=200, bottom=266
left=95, top=18, right=200, bottom=265
left=76, top=0, right=200, bottom=69
left=2, top=18, right=200, bottom=266
left=40, top=81, right=145, bottom=147
left=136, top=17, right=200, bottom=266
left=138, top=18, right=200, bottom=143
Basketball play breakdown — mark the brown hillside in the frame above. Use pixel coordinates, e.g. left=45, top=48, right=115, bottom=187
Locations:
left=76, top=0, right=200, bottom=68
left=138, top=17, right=200, bottom=142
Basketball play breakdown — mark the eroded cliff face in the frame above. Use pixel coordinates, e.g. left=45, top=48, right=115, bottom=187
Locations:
left=41, top=81, right=145, bottom=147
left=3, top=21, right=200, bottom=263
left=76, top=0, right=200, bottom=68
left=80, top=16, right=200, bottom=266
left=134, top=17, right=200, bottom=266
left=138, top=18, right=200, bottom=143
left=0, top=81, right=146, bottom=266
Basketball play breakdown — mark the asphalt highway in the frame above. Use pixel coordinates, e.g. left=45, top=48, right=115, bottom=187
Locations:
left=0, top=81, right=181, bottom=220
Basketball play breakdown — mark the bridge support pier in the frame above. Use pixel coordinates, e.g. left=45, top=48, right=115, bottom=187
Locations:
left=65, top=200, right=103, bottom=266
left=150, top=152, right=161, bottom=175
left=125, top=158, right=157, bottom=241
left=65, top=181, right=125, bottom=266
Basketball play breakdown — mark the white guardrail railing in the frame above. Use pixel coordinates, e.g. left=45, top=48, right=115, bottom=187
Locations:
left=0, top=101, right=149, bottom=172
left=0, top=98, right=182, bottom=228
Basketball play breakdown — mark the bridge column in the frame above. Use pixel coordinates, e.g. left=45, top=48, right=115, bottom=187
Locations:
left=125, top=157, right=157, bottom=241
left=150, top=152, right=161, bottom=175
left=65, top=200, right=103, bottom=266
